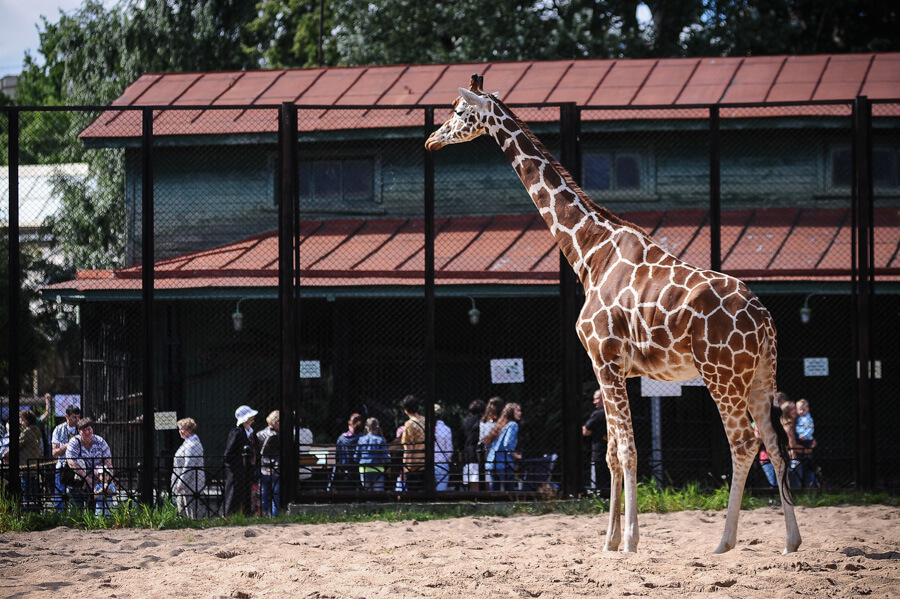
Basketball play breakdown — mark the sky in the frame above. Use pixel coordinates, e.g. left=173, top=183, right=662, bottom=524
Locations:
left=0, top=0, right=117, bottom=78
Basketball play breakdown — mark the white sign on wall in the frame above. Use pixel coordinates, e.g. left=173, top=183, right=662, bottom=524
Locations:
left=154, top=411, right=178, bottom=430
left=300, top=360, right=321, bottom=379
left=490, top=358, right=524, bottom=384
left=54, top=394, right=81, bottom=417
left=804, top=357, right=829, bottom=377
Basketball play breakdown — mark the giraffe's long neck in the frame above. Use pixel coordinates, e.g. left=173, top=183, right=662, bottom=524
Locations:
left=485, top=100, right=624, bottom=283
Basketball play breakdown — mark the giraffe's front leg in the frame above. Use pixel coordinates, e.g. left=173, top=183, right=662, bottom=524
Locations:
left=596, top=362, right=638, bottom=552
left=604, top=436, right=622, bottom=551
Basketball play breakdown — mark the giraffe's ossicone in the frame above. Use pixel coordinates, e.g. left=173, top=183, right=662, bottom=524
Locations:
left=427, top=74, right=801, bottom=555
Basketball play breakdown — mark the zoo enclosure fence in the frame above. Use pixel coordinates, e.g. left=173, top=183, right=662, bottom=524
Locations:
left=2, top=97, right=898, bottom=510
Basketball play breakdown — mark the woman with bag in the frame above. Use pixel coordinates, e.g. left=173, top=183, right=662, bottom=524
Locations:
left=481, top=403, right=522, bottom=492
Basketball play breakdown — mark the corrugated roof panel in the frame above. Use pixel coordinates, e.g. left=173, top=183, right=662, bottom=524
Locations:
left=337, top=66, right=407, bottom=105
left=767, top=55, right=828, bottom=102
left=152, top=109, right=206, bottom=136
left=79, top=109, right=138, bottom=138
left=770, top=209, right=846, bottom=271
left=546, top=61, right=611, bottom=104
left=632, top=60, right=696, bottom=105
left=379, top=65, right=446, bottom=105
left=720, top=56, right=784, bottom=103
left=677, top=58, right=738, bottom=105
left=589, top=59, right=655, bottom=105
left=356, top=218, right=426, bottom=271
left=220, top=235, right=279, bottom=271
left=418, top=63, right=496, bottom=105
left=727, top=208, right=797, bottom=270
left=41, top=208, right=900, bottom=295
left=299, top=219, right=366, bottom=267
left=874, top=207, right=900, bottom=268
left=435, top=216, right=492, bottom=270
left=487, top=215, right=548, bottom=272
left=504, top=61, right=573, bottom=104
left=260, top=69, right=326, bottom=104
left=215, top=71, right=283, bottom=105
left=453, top=215, right=531, bottom=271
left=719, top=209, right=754, bottom=271
left=135, top=73, right=202, bottom=105
left=817, top=219, right=853, bottom=270
left=314, top=218, right=406, bottom=270
left=300, top=68, right=368, bottom=105
left=187, top=107, right=277, bottom=135
left=481, top=62, right=533, bottom=100
left=174, top=73, right=241, bottom=105
left=112, top=74, right=163, bottom=106
left=860, top=54, right=900, bottom=98
left=652, top=210, right=706, bottom=260
left=813, top=54, right=871, bottom=100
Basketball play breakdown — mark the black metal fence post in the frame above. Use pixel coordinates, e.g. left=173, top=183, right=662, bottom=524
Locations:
left=139, top=107, right=155, bottom=505
left=709, top=106, right=722, bottom=273
left=424, top=106, right=436, bottom=496
left=279, top=102, right=299, bottom=505
left=852, top=96, right=876, bottom=489
left=7, top=108, right=21, bottom=497
left=559, top=103, right=583, bottom=497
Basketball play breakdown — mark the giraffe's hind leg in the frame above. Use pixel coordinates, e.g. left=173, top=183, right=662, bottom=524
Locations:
left=747, top=384, right=801, bottom=553
left=702, top=378, right=758, bottom=554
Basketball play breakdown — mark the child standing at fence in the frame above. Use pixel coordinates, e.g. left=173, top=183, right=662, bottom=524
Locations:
left=795, top=399, right=815, bottom=450
left=93, top=467, right=117, bottom=516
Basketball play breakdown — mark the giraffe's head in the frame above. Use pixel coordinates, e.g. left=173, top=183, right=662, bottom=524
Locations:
left=425, top=74, right=496, bottom=151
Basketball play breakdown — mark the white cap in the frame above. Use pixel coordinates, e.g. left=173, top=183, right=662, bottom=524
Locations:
left=235, top=405, right=258, bottom=426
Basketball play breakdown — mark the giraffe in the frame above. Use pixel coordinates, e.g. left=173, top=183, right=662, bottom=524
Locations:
left=426, top=74, right=801, bottom=554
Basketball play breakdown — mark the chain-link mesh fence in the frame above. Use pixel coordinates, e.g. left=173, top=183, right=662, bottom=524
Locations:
left=2, top=97, right=898, bottom=517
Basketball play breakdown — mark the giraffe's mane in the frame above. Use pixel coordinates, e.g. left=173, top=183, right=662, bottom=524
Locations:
left=490, top=94, right=651, bottom=240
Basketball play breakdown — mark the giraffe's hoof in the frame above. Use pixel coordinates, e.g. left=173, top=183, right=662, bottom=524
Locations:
left=713, top=542, right=734, bottom=554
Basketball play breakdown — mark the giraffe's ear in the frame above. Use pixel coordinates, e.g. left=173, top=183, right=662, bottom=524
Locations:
left=458, top=87, right=487, bottom=110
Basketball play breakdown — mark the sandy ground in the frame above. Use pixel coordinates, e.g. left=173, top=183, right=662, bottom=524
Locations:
left=1, top=504, right=898, bottom=598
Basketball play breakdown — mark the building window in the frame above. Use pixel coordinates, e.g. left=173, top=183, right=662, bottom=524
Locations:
left=300, top=158, right=374, bottom=203
left=583, top=152, right=642, bottom=191
left=830, top=147, right=900, bottom=188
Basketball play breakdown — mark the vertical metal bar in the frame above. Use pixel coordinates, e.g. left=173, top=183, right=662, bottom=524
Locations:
left=424, top=107, right=436, bottom=495
left=7, top=108, right=21, bottom=497
left=139, top=107, right=155, bottom=505
left=559, top=103, right=582, bottom=497
left=279, top=102, right=299, bottom=505
left=852, top=96, right=875, bottom=489
left=709, top=106, right=722, bottom=272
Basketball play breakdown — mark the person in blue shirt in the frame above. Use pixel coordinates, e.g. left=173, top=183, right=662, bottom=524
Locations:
left=481, top=402, right=522, bottom=492
left=795, top=398, right=815, bottom=449
left=332, top=413, right=364, bottom=490
left=356, top=417, right=389, bottom=491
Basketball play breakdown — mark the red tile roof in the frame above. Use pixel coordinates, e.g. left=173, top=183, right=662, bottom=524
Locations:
left=45, top=208, right=900, bottom=295
left=80, top=54, right=900, bottom=139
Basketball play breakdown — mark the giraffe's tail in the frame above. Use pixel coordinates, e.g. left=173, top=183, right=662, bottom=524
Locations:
left=770, top=402, right=793, bottom=506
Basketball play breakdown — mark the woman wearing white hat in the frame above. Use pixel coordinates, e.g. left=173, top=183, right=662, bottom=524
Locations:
left=223, top=405, right=260, bottom=515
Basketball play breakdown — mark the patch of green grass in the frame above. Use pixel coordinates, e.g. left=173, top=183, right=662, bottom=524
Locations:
left=1, top=484, right=896, bottom=533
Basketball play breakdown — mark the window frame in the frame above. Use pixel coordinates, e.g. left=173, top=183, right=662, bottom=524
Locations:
left=295, top=152, right=382, bottom=212
left=581, top=149, right=655, bottom=200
